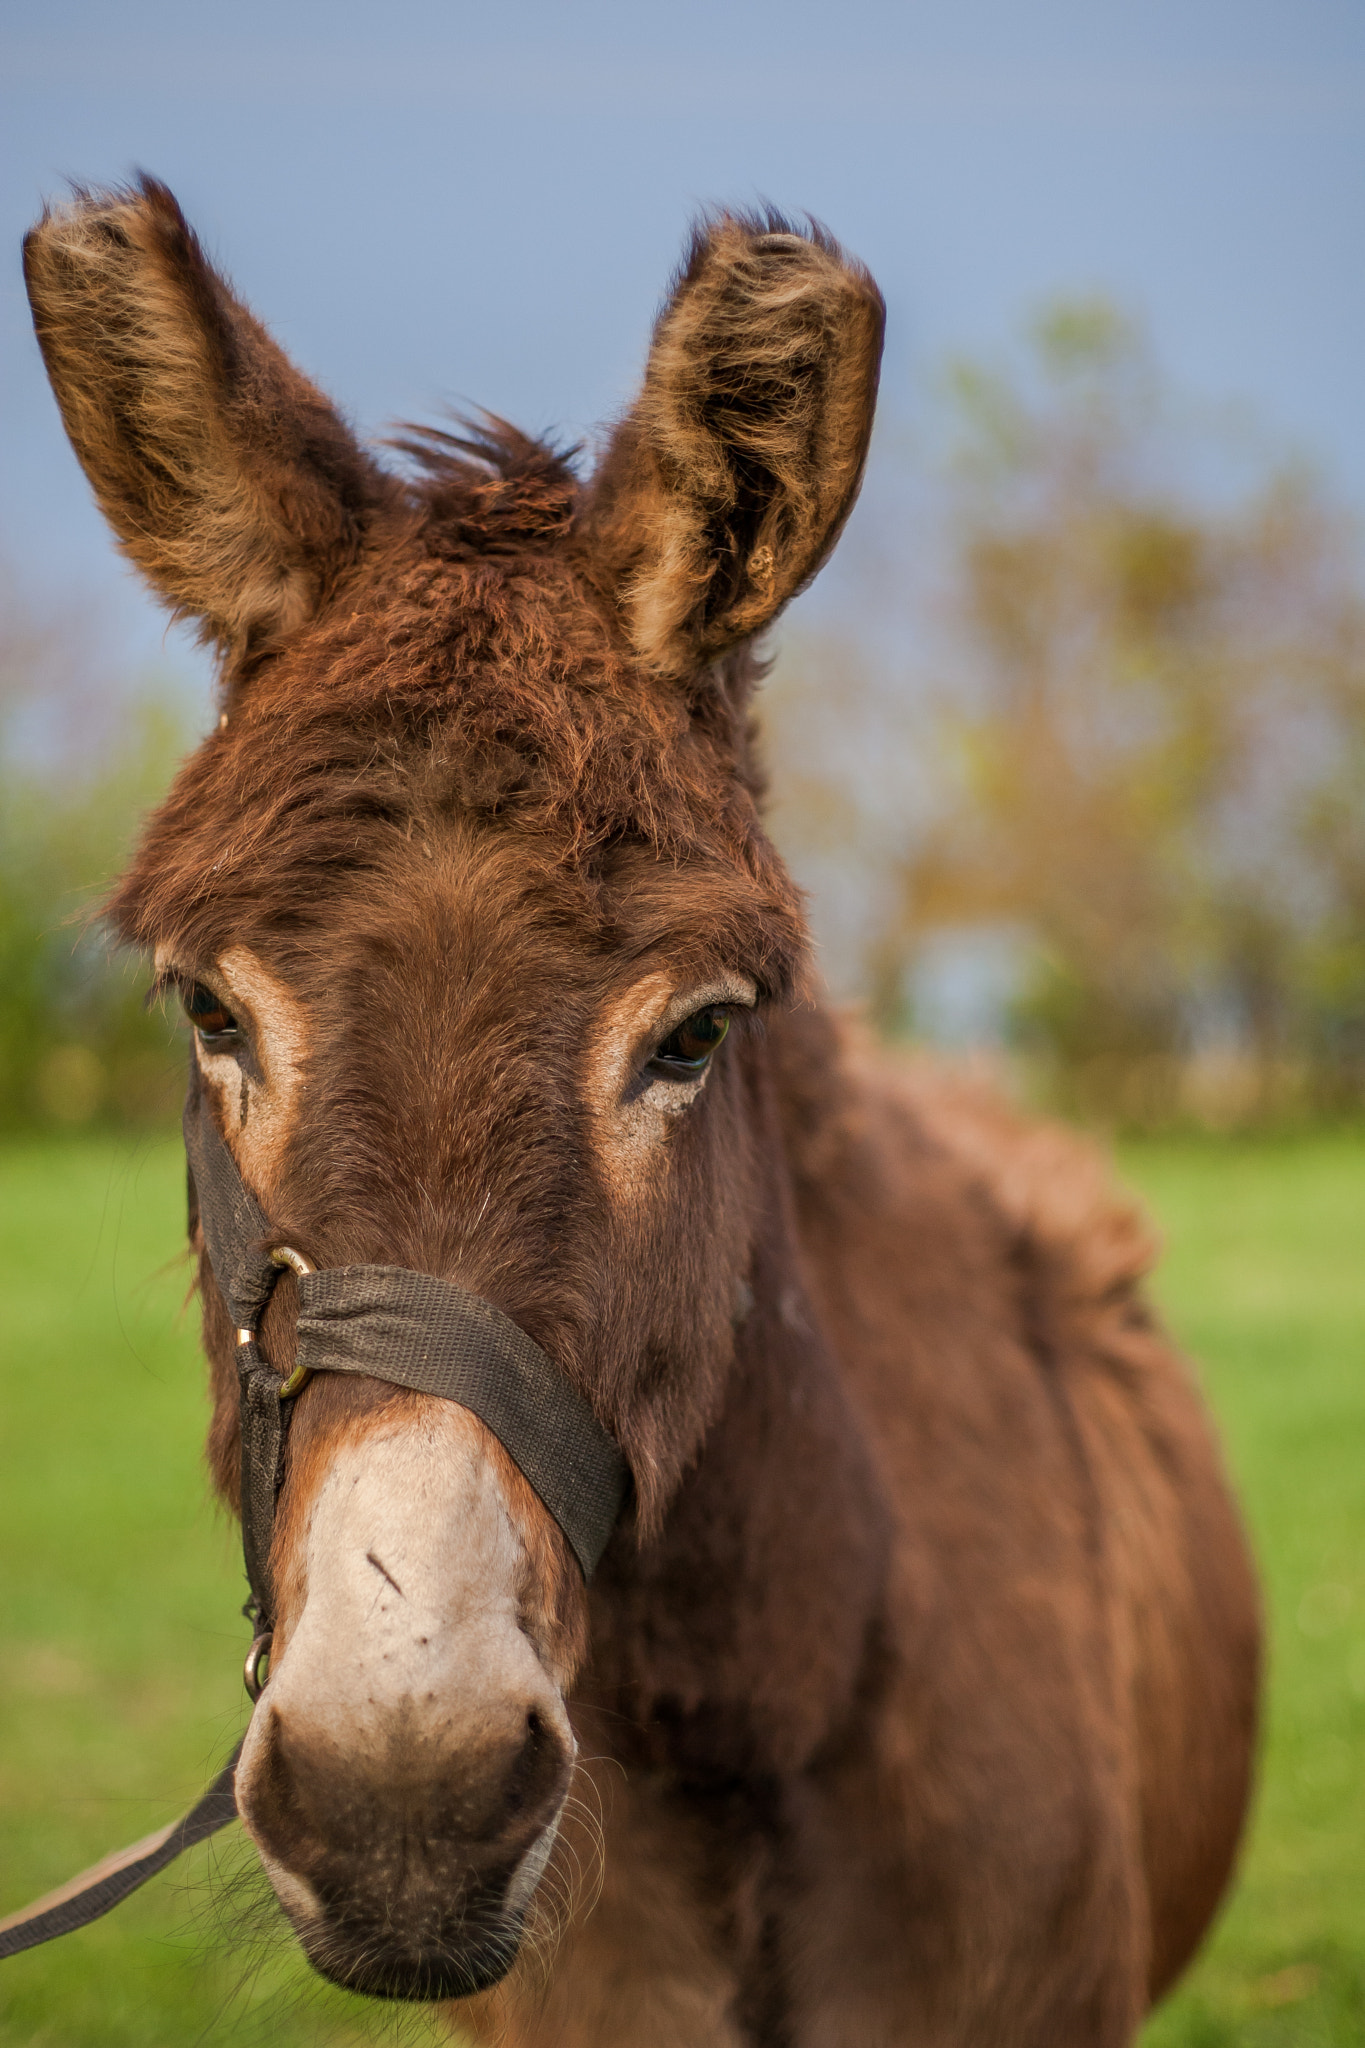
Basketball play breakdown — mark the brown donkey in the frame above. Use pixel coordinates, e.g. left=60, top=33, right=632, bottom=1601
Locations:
left=24, top=180, right=1258, bottom=2043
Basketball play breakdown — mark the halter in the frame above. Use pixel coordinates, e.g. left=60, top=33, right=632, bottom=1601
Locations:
left=1, top=1072, right=630, bottom=1960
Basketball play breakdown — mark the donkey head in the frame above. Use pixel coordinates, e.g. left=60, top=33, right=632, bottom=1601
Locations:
left=25, top=178, right=882, bottom=2000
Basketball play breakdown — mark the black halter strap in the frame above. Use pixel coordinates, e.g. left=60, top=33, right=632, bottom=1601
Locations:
left=1, top=1077, right=630, bottom=1960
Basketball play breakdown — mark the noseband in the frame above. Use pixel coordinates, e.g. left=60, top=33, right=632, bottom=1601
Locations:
left=186, top=1071, right=629, bottom=1658
left=1, top=1073, right=629, bottom=1959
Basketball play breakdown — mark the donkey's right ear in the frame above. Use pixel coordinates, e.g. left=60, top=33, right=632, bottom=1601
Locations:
left=24, top=177, right=383, bottom=664
left=579, top=212, right=884, bottom=681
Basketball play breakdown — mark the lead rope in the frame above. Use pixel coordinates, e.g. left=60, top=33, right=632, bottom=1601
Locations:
left=0, top=1748, right=242, bottom=1959
left=1, top=1076, right=629, bottom=1960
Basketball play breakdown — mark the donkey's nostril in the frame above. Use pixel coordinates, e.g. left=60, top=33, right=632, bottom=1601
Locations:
left=471, top=1701, right=568, bottom=1837
left=244, top=1707, right=326, bottom=1871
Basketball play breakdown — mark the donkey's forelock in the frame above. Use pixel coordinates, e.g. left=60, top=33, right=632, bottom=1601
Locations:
left=104, top=555, right=798, bottom=961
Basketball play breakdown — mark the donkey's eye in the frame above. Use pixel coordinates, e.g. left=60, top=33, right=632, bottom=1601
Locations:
left=181, top=981, right=242, bottom=1051
left=649, top=1005, right=730, bottom=1079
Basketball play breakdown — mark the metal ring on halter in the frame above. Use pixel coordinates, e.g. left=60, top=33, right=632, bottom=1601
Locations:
left=244, top=1631, right=274, bottom=1701
left=235, top=1245, right=316, bottom=1398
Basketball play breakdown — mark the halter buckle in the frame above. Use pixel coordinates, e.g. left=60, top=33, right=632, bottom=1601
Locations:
left=244, top=1631, right=274, bottom=1701
left=235, top=1245, right=316, bottom=1398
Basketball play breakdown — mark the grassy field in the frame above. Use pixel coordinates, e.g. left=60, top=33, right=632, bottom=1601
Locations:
left=1129, top=1136, right=1365, bottom=2046
left=1, top=1131, right=1362, bottom=2045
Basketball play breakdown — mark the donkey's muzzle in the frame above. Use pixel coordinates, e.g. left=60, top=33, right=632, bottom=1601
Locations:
left=241, top=1697, right=571, bottom=1999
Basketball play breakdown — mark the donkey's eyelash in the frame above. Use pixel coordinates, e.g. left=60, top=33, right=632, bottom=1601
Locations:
left=146, top=966, right=200, bottom=1006
left=144, top=967, right=215, bottom=1012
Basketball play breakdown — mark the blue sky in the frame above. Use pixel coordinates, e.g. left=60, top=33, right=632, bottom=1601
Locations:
left=4, top=0, right=1363, bottom=692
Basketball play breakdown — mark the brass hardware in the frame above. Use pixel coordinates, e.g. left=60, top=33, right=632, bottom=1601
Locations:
left=270, top=1246, right=314, bottom=1281
left=236, top=1247, right=316, bottom=1394
left=243, top=1631, right=273, bottom=1701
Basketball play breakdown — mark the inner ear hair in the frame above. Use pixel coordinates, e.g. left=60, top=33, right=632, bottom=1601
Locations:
left=581, top=209, right=885, bottom=679
left=23, top=175, right=384, bottom=665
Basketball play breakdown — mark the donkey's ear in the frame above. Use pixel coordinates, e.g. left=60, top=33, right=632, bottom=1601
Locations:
left=23, top=177, right=381, bottom=662
left=580, top=212, right=884, bottom=678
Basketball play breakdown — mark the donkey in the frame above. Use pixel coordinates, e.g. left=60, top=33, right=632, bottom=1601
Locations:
left=23, top=180, right=1258, bottom=2044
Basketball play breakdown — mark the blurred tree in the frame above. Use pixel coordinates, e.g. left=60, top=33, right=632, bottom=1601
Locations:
left=768, top=301, right=1365, bottom=1125
left=0, top=575, right=192, bottom=1129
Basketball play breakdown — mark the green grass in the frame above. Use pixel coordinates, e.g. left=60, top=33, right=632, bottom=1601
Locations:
left=1, top=1130, right=1362, bottom=2043
left=1127, top=1135, right=1365, bottom=2047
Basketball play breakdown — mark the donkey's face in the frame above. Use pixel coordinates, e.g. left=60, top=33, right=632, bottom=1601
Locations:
left=25, top=181, right=882, bottom=2000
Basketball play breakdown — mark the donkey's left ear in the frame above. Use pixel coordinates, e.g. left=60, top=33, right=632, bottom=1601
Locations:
left=580, top=213, right=884, bottom=678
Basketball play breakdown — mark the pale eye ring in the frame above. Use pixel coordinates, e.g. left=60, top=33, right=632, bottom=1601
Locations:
left=646, top=1004, right=730, bottom=1081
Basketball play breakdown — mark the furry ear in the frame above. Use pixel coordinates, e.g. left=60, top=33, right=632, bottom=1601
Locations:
left=23, top=176, right=382, bottom=664
left=580, top=212, right=884, bottom=678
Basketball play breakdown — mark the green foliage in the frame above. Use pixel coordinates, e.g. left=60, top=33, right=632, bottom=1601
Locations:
left=925, top=314, right=1365, bottom=1117
left=769, top=301, right=1365, bottom=1125
left=1, top=1131, right=1361, bottom=2042
left=0, top=592, right=190, bottom=1132
left=929, top=321, right=1365, bottom=1114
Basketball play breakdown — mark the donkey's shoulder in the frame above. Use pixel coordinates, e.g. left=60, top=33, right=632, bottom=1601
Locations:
left=773, top=1007, right=1160, bottom=1335
left=863, top=1047, right=1160, bottom=1311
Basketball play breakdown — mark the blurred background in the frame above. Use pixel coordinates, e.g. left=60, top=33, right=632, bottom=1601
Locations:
left=4, top=0, right=1365, bottom=1133
left=1, top=3, right=1363, bottom=2045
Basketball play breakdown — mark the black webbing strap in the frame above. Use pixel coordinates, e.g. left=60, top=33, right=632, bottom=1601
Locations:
left=0, top=1743, right=241, bottom=1959
left=183, top=1080, right=291, bottom=1621
left=236, top=1336, right=287, bottom=1623
left=294, top=1268, right=629, bottom=1578
left=183, top=1079, right=275, bottom=1331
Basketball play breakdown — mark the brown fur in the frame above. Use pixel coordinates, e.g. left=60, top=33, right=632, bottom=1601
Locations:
left=27, top=182, right=1258, bottom=2042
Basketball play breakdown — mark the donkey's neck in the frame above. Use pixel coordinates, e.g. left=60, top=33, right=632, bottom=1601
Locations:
left=583, top=1049, right=892, bottom=1783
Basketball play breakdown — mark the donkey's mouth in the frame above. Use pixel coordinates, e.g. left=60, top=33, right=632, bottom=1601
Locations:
left=259, top=1820, right=558, bottom=2004
left=301, top=1909, right=526, bottom=2002
left=252, top=1801, right=564, bottom=2003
